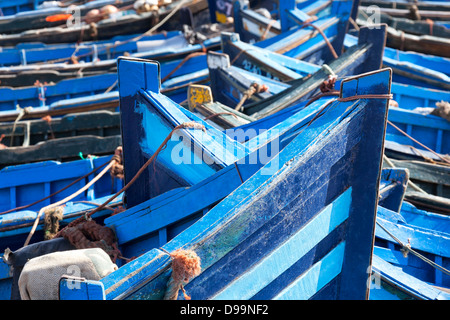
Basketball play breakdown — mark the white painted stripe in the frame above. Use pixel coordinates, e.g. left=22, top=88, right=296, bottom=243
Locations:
left=212, top=188, right=351, bottom=300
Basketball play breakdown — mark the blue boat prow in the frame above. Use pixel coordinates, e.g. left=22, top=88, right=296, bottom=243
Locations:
left=58, top=58, right=392, bottom=300
left=117, top=57, right=248, bottom=208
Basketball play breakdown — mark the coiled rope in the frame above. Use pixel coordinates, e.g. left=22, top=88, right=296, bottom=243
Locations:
left=234, top=82, right=269, bottom=112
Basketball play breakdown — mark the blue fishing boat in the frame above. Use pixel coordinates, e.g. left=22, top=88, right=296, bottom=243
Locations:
left=390, top=82, right=450, bottom=112
left=0, top=49, right=211, bottom=117
left=233, top=0, right=353, bottom=50
left=207, top=24, right=386, bottom=118
left=205, top=38, right=450, bottom=165
left=372, top=168, right=450, bottom=297
left=356, top=12, right=450, bottom=58
left=0, top=0, right=136, bottom=34
left=54, top=58, right=392, bottom=300
left=0, top=0, right=50, bottom=16
left=0, top=0, right=207, bottom=46
left=0, top=58, right=392, bottom=300
left=0, top=32, right=220, bottom=87
left=0, top=73, right=118, bottom=112
left=370, top=168, right=450, bottom=300
left=385, top=106, right=450, bottom=160
left=0, top=31, right=183, bottom=67
left=345, top=34, right=450, bottom=91
left=0, top=154, right=124, bottom=251
left=0, top=110, right=120, bottom=148
left=0, top=110, right=122, bottom=168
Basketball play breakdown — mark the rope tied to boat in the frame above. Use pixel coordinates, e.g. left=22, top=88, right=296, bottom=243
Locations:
left=59, top=219, right=121, bottom=263
left=300, top=23, right=339, bottom=59
left=163, top=249, right=201, bottom=300
left=319, top=74, right=337, bottom=93
left=376, top=220, right=450, bottom=277
left=23, top=147, right=125, bottom=247
left=53, top=121, right=206, bottom=241
left=234, top=82, right=269, bottom=111
left=43, top=206, right=64, bottom=240
left=161, top=52, right=207, bottom=83
left=387, top=120, right=450, bottom=165
left=110, top=146, right=124, bottom=180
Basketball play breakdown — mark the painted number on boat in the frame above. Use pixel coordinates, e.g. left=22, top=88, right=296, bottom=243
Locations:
left=215, top=0, right=233, bottom=23
left=242, top=59, right=280, bottom=81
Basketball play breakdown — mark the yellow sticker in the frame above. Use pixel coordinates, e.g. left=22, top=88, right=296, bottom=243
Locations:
left=216, top=12, right=228, bottom=24
left=188, top=85, right=213, bottom=111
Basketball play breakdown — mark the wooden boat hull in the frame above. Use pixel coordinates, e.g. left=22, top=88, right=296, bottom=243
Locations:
left=373, top=168, right=450, bottom=299
left=0, top=0, right=136, bottom=34
left=375, top=204, right=450, bottom=293
left=55, top=59, right=391, bottom=300
left=0, top=155, right=124, bottom=251
left=345, top=34, right=450, bottom=91
left=0, top=0, right=207, bottom=46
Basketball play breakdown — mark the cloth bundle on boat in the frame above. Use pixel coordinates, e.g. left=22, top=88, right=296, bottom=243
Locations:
left=2, top=237, right=76, bottom=300
left=17, top=247, right=117, bottom=300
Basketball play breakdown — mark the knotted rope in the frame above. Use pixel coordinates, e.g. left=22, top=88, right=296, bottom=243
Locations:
left=59, top=219, right=121, bottom=263
left=163, top=249, right=201, bottom=300
left=319, top=75, right=337, bottom=93
left=43, top=206, right=64, bottom=240
left=110, top=146, right=124, bottom=180
left=234, top=82, right=269, bottom=111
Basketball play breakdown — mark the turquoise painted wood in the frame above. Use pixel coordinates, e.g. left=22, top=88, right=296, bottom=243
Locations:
left=57, top=61, right=391, bottom=300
